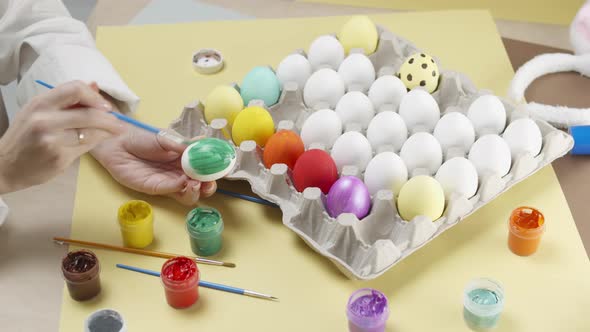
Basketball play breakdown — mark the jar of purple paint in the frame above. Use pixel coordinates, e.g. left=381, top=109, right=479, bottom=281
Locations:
left=346, top=288, right=389, bottom=332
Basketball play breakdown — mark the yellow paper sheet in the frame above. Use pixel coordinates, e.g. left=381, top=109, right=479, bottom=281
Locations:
left=300, top=0, right=585, bottom=25
left=59, top=11, right=590, bottom=331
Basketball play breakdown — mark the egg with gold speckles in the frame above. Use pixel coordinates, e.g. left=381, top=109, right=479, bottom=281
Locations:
left=398, top=53, right=440, bottom=93
left=231, top=106, right=275, bottom=147
left=182, top=138, right=237, bottom=182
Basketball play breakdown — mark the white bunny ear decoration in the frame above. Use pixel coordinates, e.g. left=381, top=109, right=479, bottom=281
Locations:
left=507, top=1, right=590, bottom=129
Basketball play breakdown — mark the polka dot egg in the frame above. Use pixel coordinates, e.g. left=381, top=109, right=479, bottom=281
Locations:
left=398, top=53, right=440, bottom=93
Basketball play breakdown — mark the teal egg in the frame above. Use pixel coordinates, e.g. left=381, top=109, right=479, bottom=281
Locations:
left=240, top=66, right=281, bottom=107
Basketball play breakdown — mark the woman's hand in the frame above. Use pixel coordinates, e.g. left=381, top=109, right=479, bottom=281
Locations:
left=90, top=126, right=217, bottom=206
left=0, top=81, right=124, bottom=194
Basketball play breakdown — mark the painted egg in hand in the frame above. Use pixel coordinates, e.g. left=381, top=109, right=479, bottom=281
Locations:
left=326, top=176, right=371, bottom=219
left=181, top=138, right=237, bottom=182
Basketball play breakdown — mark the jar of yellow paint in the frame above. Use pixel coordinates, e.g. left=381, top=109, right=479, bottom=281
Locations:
left=117, top=200, right=154, bottom=248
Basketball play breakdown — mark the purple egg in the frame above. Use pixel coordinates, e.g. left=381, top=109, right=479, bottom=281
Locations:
left=326, top=176, right=371, bottom=219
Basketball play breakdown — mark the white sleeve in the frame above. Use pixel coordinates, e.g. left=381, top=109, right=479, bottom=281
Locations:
left=0, top=197, right=8, bottom=227
left=0, top=0, right=140, bottom=113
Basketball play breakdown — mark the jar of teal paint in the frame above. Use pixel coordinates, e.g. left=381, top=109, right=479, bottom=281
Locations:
left=463, top=278, right=505, bottom=331
left=186, top=207, right=224, bottom=257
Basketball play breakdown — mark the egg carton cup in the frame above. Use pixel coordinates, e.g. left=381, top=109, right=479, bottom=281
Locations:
left=169, top=26, right=573, bottom=280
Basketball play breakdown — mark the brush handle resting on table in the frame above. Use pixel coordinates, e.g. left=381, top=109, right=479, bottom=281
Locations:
left=116, top=264, right=278, bottom=301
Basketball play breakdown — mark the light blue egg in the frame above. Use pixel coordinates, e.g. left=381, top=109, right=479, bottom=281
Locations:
left=240, top=66, right=281, bottom=107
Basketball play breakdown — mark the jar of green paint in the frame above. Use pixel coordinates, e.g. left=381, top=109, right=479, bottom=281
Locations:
left=186, top=207, right=224, bottom=256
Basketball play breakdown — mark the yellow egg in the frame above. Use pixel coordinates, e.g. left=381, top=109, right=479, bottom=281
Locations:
left=338, top=16, right=378, bottom=55
left=398, top=53, right=440, bottom=93
left=204, top=85, right=244, bottom=125
left=231, top=106, right=275, bottom=147
left=397, top=175, right=445, bottom=221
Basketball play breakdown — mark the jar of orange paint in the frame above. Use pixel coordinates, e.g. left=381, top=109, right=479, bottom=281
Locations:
left=508, top=206, right=545, bottom=256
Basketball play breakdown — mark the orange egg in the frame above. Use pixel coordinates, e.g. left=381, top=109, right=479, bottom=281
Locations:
left=263, top=130, right=305, bottom=169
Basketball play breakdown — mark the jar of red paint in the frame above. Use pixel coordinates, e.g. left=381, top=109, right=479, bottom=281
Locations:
left=160, top=256, right=200, bottom=309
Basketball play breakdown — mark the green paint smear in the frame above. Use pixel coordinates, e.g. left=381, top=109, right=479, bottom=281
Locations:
left=186, top=207, right=222, bottom=234
left=187, top=138, right=235, bottom=175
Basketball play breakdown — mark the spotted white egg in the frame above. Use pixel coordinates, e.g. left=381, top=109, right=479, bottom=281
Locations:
left=502, top=118, right=543, bottom=159
left=300, top=109, right=343, bottom=149
left=303, top=68, right=345, bottom=109
left=399, top=89, right=440, bottom=133
left=400, top=132, right=443, bottom=175
left=367, top=75, right=407, bottom=112
left=433, top=112, right=475, bottom=152
left=364, top=151, right=408, bottom=196
left=467, top=95, right=507, bottom=136
left=335, top=91, right=375, bottom=130
left=338, top=53, right=376, bottom=93
left=468, top=134, right=512, bottom=178
left=435, top=157, right=479, bottom=199
left=366, top=111, right=408, bottom=151
left=331, top=131, right=373, bottom=172
left=276, top=53, right=312, bottom=90
left=307, top=35, right=345, bottom=71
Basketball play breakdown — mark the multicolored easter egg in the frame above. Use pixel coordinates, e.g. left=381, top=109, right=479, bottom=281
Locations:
left=231, top=106, right=275, bottom=147
left=398, top=53, right=440, bottom=93
left=181, top=138, right=236, bottom=182
left=326, top=176, right=371, bottom=219
left=292, top=149, right=339, bottom=194
left=263, top=130, right=305, bottom=169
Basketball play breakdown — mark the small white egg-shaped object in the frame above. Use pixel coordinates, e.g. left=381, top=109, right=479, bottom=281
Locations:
left=468, top=134, right=512, bottom=177
left=300, top=109, right=343, bottom=149
left=366, top=111, right=408, bottom=151
left=502, top=118, right=543, bottom=159
left=364, top=151, right=408, bottom=196
left=276, top=53, right=312, bottom=90
left=433, top=112, right=475, bottom=152
left=400, top=132, right=443, bottom=175
left=335, top=91, right=375, bottom=130
left=467, top=95, right=507, bottom=136
left=435, top=157, right=479, bottom=200
left=308, top=35, right=345, bottom=71
left=331, top=131, right=373, bottom=172
left=338, top=53, right=376, bottom=93
left=367, top=75, right=407, bottom=112
left=303, top=68, right=345, bottom=109
left=399, top=89, right=440, bottom=133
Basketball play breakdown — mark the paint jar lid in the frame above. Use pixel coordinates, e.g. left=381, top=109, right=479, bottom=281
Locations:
left=84, top=309, right=127, bottom=332
left=193, top=49, right=224, bottom=74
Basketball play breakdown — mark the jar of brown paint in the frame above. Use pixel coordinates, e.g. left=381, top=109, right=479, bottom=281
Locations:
left=61, top=250, right=101, bottom=301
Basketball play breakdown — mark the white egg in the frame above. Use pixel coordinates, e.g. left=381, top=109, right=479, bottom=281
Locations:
left=367, top=75, right=407, bottom=112
left=398, top=89, right=440, bottom=133
left=433, top=112, right=475, bottom=152
left=303, top=68, right=345, bottom=109
left=337, top=53, right=376, bottom=93
left=366, top=111, right=408, bottom=151
left=330, top=131, right=373, bottom=172
left=435, top=157, right=479, bottom=200
left=502, top=118, right=543, bottom=159
left=276, top=54, right=312, bottom=90
left=364, top=151, right=408, bottom=195
left=335, top=91, right=375, bottom=130
left=400, top=132, right=443, bottom=175
left=467, top=95, right=507, bottom=136
left=468, top=134, right=512, bottom=177
left=308, top=35, right=345, bottom=71
left=300, top=109, right=343, bottom=149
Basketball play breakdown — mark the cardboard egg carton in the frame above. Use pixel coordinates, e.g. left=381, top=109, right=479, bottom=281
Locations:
left=169, top=26, right=573, bottom=280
